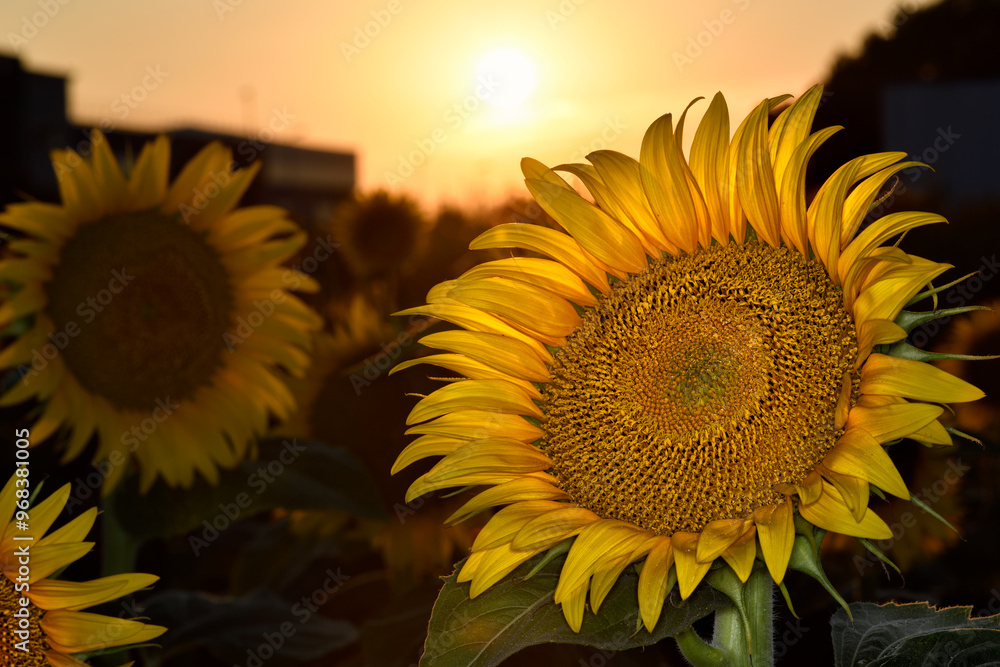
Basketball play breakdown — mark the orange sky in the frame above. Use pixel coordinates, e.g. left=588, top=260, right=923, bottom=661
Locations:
left=2, top=0, right=919, bottom=210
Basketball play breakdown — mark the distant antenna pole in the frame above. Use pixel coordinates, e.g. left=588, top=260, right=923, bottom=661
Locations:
left=239, top=84, right=257, bottom=136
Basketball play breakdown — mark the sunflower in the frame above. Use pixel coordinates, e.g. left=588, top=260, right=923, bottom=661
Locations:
left=331, top=190, right=428, bottom=280
left=392, top=85, right=985, bottom=632
left=0, top=473, right=166, bottom=666
left=0, top=130, right=322, bottom=492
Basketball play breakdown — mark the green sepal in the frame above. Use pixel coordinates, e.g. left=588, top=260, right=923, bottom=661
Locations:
left=787, top=532, right=852, bottom=620
left=777, top=581, right=798, bottom=619
left=886, top=340, right=1000, bottom=363
left=895, top=305, right=992, bottom=333
left=857, top=537, right=901, bottom=576
left=793, top=512, right=823, bottom=553
left=907, top=272, right=977, bottom=306
left=675, top=628, right=730, bottom=667
left=523, top=538, right=573, bottom=580
left=441, top=485, right=478, bottom=499
left=946, top=426, right=984, bottom=446
left=909, top=492, right=960, bottom=534
left=706, top=567, right=752, bottom=649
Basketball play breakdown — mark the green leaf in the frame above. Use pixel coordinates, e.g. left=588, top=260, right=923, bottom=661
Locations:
left=419, top=553, right=728, bottom=667
left=145, top=589, right=357, bottom=664
left=832, top=601, right=1000, bottom=666
left=108, top=438, right=387, bottom=541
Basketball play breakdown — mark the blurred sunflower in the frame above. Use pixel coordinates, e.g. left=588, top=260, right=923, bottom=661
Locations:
left=331, top=190, right=427, bottom=280
left=0, top=130, right=321, bottom=491
left=392, top=85, right=985, bottom=631
left=273, top=295, right=483, bottom=584
left=0, top=473, right=166, bottom=665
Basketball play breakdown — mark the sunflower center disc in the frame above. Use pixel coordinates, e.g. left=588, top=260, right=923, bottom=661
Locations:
left=45, top=211, right=234, bottom=412
left=1, top=576, right=48, bottom=665
left=542, top=242, right=858, bottom=535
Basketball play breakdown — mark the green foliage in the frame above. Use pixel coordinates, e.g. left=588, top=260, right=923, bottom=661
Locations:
left=419, top=553, right=728, bottom=666
left=143, top=589, right=357, bottom=665
left=108, top=438, right=387, bottom=541
left=832, top=601, right=1000, bottom=666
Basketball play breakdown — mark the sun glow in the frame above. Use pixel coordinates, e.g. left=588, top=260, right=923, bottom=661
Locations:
left=476, top=48, right=536, bottom=109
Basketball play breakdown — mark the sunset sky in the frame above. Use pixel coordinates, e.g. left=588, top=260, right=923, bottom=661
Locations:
left=2, top=0, right=917, bottom=209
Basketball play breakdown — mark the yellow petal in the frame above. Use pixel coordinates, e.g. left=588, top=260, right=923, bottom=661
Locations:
left=737, top=99, right=782, bottom=246
left=820, top=465, right=870, bottom=522
left=689, top=92, right=733, bottom=244
left=30, top=574, right=158, bottom=611
left=405, top=379, right=543, bottom=425
left=552, top=161, right=662, bottom=258
left=470, top=223, right=609, bottom=291
left=404, top=410, right=543, bottom=443
left=721, top=526, right=758, bottom=583
left=556, top=521, right=645, bottom=602
left=447, top=277, right=582, bottom=339
left=445, top=477, right=570, bottom=525
left=856, top=319, right=908, bottom=367
left=391, top=435, right=467, bottom=475
left=511, top=506, right=600, bottom=551
left=396, top=301, right=552, bottom=362
left=415, top=331, right=550, bottom=383
left=559, top=581, right=590, bottom=633
left=639, top=113, right=702, bottom=253
left=459, top=257, right=598, bottom=307
left=42, top=610, right=165, bottom=652
left=860, top=353, right=984, bottom=403
left=797, top=481, right=892, bottom=539
left=424, top=439, right=552, bottom=482
left=695, top=518, right=748, bottom=563
left=470, top=542, right=543, bottom=597
left=672, top=531, right=712, bottom=599
left=472, top=500, right=568, bottom=551
left=824, top=428, right=910, bottom=499
left=753, top=498, right=794, bottom=584
left=909, top=418, right=953, bottom=446
left=777, top=126, right=841, bottom=255
left=838, top=212, right=947, bottom=286
left=638, top=536, right=674, bottom=632
left=846, top=398, right=943, bottom=443
left=583, top=151, right=674, bottom=252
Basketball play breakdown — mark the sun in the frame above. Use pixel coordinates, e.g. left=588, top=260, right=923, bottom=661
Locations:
left=476, top=48, right=536, bottom=108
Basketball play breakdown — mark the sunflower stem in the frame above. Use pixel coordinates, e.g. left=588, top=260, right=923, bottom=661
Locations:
left=742, top=567, right=775, bottom=666
left=712, top=604, right=752, bottom=666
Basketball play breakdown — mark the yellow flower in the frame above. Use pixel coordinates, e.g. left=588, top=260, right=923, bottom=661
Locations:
left=0, top=131, right=322, bottom=491
left=392, top=86, right=985, bottom=632
left=0, top=473, right=165, bottom=665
